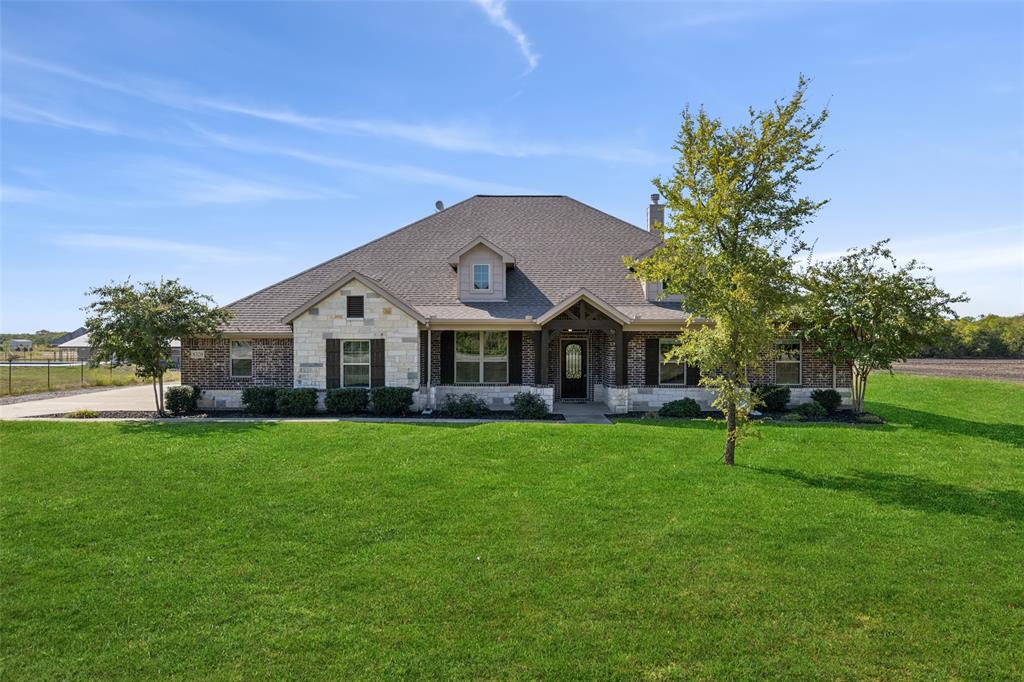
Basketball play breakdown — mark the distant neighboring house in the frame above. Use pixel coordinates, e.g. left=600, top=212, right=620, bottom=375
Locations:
left=50, top=327, right=88, bottom=347
left=9, top=339, right=32, bottom=352
left=60, top=332, right=181, bottom=367
left=181, top=194, right=853, bottom=412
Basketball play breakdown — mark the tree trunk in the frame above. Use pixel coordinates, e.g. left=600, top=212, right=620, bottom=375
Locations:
left=724, top=399, right=737, bottom=465
left=158, top=371, right=165, bottom=416
left=152, top=377, right=160, bottom=414
left=851, top=366, right=869, bottom=415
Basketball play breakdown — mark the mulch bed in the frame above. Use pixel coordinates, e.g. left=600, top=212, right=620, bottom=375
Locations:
left=30, top=410, right=566, bottom=421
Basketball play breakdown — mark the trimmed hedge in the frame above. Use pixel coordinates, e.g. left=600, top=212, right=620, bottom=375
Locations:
left=443, top=393, right=491, bottom=418
left=325, top=388, right=369, bottom=415
left=659, top=397, right=702, bottom=418
left=512, top=392, right=548, bottom=419
left=810, top=389, right=843, bottom=414
left=276, top=388, right=318, bottom=416
left=165, top=385, right=199, bottom=416
left=752, top=384, right=791, bottom=412
left=370, top=387, right=415, bottom=416
left=242, top=387, right=279, bottom=414
left=794, top=400, right=827, bottom=419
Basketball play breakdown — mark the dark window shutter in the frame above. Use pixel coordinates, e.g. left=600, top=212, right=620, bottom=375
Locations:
left=326, top=339, right=341, bottom=389
left=645, top=337, right=660, bottom=386
left=419, top=330, right=428, bottom=386
left=347, top=295, right=364, bottom=318
left=370, top=339, right=385, bottom=387
left=686, top=362, right=701, bottom=387
left=534, top=331, right=543, bottom=384
left=508, top=331, right=522, bottom=384
left=440, top=331, right=454, bottom=384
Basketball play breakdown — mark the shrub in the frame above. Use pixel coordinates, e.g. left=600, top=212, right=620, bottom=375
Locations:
left=370, top=387, right=415, bottom=416
left=66, top=409, right=99, bottom=419
left=242, top=387, right=279, bottom=414
left=275, top=388, right=318, bottom=416
left=659, top=398, right=702, bottom=418
left=858, top=413, right=884, bottom=424
left=512, top=392, right=548, bottom=419
left=325, top=388, right=369, bottom=415
left=810, top=389, right=842, bottom=414
left=752, top=384, right=790, bottom=412
left=779, top=412, right=805, bottom=422
left=794, top=400, right=827, bottom=419
left=443, top=393, right=491, bottom=418
left=165, top=385, right=199, bottom=416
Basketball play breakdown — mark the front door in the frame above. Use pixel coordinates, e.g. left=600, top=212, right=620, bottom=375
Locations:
left=561, top=340, right=587, bottom=400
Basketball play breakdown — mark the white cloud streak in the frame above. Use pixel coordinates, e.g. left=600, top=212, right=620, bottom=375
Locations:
left=473, top=0, right=540, bottom=73
left=0, top=184, right=57, bottom=204
left=51, top=233, right=272, bottom=264
left=2, top=100, right=119, bottom=135
left=4, top=51, right=662, bottom=164
left=197, top=129, right=534, bottom=194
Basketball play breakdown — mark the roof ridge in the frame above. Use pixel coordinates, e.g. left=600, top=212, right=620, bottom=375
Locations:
left=223, top=195, right=477, bottom=309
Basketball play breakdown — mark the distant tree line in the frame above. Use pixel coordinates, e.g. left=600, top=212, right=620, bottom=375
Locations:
left=917, top=314, right=1024, bottom=358
left=0, top=330, right=70, bottom=349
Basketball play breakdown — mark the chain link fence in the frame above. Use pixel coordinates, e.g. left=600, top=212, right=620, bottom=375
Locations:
left=1, top=361, right=180, bottom=397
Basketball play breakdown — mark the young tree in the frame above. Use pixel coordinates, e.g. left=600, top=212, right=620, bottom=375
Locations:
left=83, top=279, right=229, bottom=415
left=628, top=77, right=829, bottom=465
left=801, top=241, right=967, bottom=414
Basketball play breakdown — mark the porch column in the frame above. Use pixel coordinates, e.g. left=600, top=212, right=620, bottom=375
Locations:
left=539, top=328, right=550, bottom=385
left=615, top=328, right=626, bottom=385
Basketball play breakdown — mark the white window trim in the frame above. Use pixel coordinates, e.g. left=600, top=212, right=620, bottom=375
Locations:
left=658, top=338, right=689, bottom=386
left=774, top=339, right=802, bottom=386
left=229, top=340, right=253, bottom=378
left=472, top=263, right=491, bottom=291
left=454, top=330, right=508, bottom=384
left=342, top=340, right=371, bottom=388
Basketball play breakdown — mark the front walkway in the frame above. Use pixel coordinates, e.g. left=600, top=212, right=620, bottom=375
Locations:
left=0, top=382, right=175, bottom=419
left=556, top=401, right=612, bottom=425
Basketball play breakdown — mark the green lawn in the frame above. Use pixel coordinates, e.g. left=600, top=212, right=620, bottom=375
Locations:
left=2, top=374, right=1021, bottom=679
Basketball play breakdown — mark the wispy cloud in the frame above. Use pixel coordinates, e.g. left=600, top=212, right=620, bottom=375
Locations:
left=198, top=129, right=533, bottom=194
left=2, top=99, right=119, bottom=135
left=51, top=233, right=272, bottom=264
left=4, top=51, right=660, bottom=164
left=0, top=184, right=57, bottom=204
left=473, top=0, right=540, bottom=73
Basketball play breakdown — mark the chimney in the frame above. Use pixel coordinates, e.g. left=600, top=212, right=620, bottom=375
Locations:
left=647, top=193, right=664, bottom=231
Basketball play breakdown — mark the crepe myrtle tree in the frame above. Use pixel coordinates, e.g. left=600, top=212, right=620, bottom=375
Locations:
left=84, top=279, right=229, bottom=415
left=628, top=76, right=830, bottom=465
left=801, top=241, right=967, bottom=415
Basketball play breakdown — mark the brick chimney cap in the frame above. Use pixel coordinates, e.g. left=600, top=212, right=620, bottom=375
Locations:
left=650, top=193, right=660, bottom=204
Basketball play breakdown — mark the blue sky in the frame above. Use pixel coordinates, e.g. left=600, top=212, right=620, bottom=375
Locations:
left=2, top=1, right=1022, bottom=331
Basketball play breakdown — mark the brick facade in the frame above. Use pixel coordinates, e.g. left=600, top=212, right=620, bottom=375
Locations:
left=180, top=337, right=293, bottom=390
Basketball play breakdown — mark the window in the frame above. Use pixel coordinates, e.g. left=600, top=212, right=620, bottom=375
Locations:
left=347, top=295, right=364, bottom=318
left=775, top=340, right=801, bottom=385
left=455, top=331, right=508, bottom=383
left=342, top=340, right=370, bottom=387
left=659, top=338, right=700, bottom=386
left=230, top=340, right=252, bottom=377
left=472, top=263, right=491, bottom=291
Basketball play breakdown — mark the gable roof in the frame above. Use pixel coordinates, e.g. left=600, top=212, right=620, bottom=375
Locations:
left=280, top=271, right=426, bottom=324
left=222, top=195, right=685, bottom=334
left=446, top=236, right=516, bottom=266
left=535, top=288, right=634, bottom=326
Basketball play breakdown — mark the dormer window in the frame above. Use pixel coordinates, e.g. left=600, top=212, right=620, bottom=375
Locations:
left=473, top=263, right=491, bottom=291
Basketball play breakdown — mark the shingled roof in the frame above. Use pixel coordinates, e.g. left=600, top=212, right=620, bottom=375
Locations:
left=223, top=195, right=686, bottom=334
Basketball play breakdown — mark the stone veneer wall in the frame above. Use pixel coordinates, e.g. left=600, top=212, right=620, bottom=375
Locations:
left=291, top=280, right=420, bottom=389
left=180, top=337, right=293, bottom=390
left=429, top=384, right=554, bottom=412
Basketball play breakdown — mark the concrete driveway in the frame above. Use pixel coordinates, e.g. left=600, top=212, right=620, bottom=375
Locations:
left=0, top=382, right=176, bottom=419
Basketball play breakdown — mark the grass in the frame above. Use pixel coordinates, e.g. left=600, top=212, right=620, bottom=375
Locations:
left=1, top=373, right=1022, bottom=679
left=0, top=364, right=179, bottom=396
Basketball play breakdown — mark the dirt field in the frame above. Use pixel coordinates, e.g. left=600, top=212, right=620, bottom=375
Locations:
left=893, top=358, right=1024, bottom=383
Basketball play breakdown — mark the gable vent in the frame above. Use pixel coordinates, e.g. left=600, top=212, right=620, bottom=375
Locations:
left=347, top=295, right=365, bottom=318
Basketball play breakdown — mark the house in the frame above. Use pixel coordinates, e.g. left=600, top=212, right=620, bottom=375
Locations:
left=182, top=195, right=852, bottom=412
left=60, top=332, right=182, bottom=366
left=9, top=339, right=32, bottom=352
left=50, top=327, right=88, bottom=347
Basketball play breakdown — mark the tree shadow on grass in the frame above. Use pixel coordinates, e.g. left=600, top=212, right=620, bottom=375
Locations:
left=112, top=418, right=484, bottom=439
left=751, top=467, right=1024, bottom=523
left=868, top=403, right=1024, bottom=449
